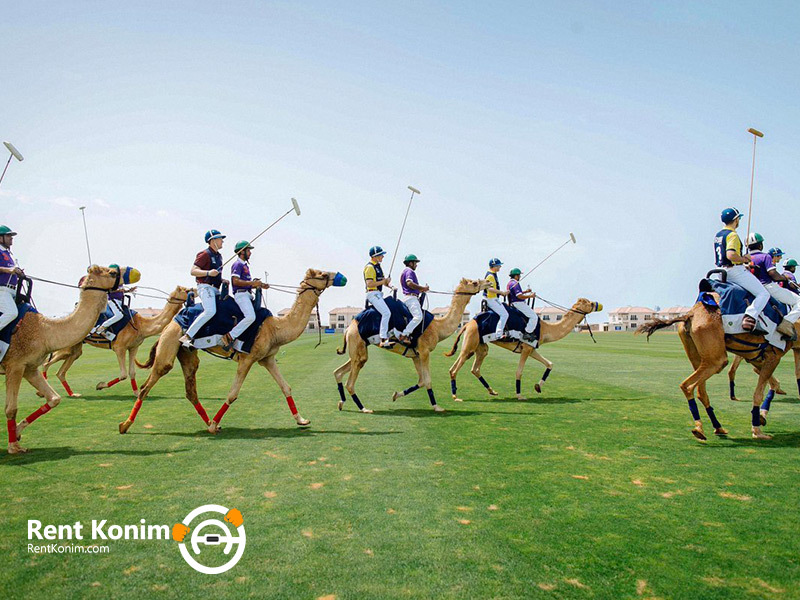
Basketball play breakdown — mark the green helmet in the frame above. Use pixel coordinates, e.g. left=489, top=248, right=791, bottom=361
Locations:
left=785, top=259, right=798, bottom=268
left=746, top=232, right=764, bottom=246
left=0, top=225, right=17, bottom=236
left=403, top=254, right=420, bottom=264
left=108, top=263, right=120, bottom=270
left=235, top=240, right=254, bottom=254
left=509, top=268, right=522, bottom=277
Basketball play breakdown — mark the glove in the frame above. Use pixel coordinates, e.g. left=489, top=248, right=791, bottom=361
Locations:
left=225, top=508, right=243, bottom=528
left=172, top=523, right=191, bottom=542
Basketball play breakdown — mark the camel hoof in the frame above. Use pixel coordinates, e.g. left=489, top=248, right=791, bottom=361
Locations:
left=118, top=420, right=132, bottom=434
left=208, top=420, right=220, bottom=434
left=391, top=391, right=400, bottom=402
left=36, top=391, right=44, bottom=398
left=534, top=384, right=542, bottom=394
left=8, top=442, right=28, bottom=454
left=760, top=413, right=767, bottom=427
left=95, top=382, right=106, bottom=391
left=776, top=388, right=787, bottom=395
left=729, top=396, right=740, bottom=402
left=338, top=400, right=344, bottom=411
left=69, top=392, right=82, bottom=398
left=453, top=397, right=463, bottom=402
left=488, top=389, right=498, bottom=397
left=294, top=415, right=311, bottom=427
left=16, top=421, right=28, bottom=440
left=691, top=427, right=707, bottom=441
left=433, top=405, right=446, bottom=413
left=714, top=427, right=728, bottom=436
left=752, top=427, right=772, bottom=440
left=360, top=408, right=374, bottom=414
left=516, top=394, right=527, bottom=401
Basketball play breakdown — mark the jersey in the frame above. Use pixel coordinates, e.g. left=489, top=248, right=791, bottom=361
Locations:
left=0, top=246, right=19, bottom=288
left=507, top=279, right=524, bottom=303
left=364, top=261, right=384, bottom=292
left=484, top=271, right=500, bottom=299
left=194, top=247, right=223, bottom=287
left=714, top=227, right=742, bottom=268
left=231, top=258, right=252, bottom=293
left=750, top=251, right=775, bottom=285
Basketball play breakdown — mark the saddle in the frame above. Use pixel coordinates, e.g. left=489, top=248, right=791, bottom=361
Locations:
left=474, top=304, right=541, bottom=348
left=355, top=296, right=434, bottom=349
left=87, top=302, right=136, bottom=343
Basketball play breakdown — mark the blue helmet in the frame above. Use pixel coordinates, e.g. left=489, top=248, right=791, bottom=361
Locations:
left=769, top=247, right=784, bottom=259
left=369, top=245, right=386, bottom=258
left=204, top=229, right=226, bottom=243
left=720, top=207, right=743, bottom=224
left=489, top=258, right=503, bottom=268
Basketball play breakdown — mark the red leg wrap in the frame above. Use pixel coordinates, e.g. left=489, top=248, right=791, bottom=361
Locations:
left=25, top=403, right=52, bottom=424
left=130, top=378, right=138, bottom=393
left=42, top=371, right=48, bottom=380
left=106, top=378, right=121, bottom=388
left=194, top=403, right=210, bottom=424
left=213, top=403, right=230, bottom=424
left=128, top=399, right=143, bottom=422
left=286, top=395, right=298, bottom=415
left=61, top=380, right=74, bottom=396
left=7, top=419, right=17, bottom=443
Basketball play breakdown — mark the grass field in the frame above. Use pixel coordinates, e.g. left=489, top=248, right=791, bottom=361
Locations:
left=2, top=331, right=800, bottom=599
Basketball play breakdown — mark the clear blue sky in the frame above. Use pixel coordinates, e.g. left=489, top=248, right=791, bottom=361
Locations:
left=3, top=1, right=799, bottom=320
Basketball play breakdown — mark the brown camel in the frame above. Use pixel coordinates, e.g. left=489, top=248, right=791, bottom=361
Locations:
left=332, top=278, right=489, bottom=413
left=40, top=286, right=191, bottom=397
left=727, top=353, right=786, bottom=402
left=638, top=296, right=792, bottom=440
left=445, top=298, right=602, bottom=401
left=3, top=266, right=121, bottom=453
left=118, top=269, right=344, bottom=434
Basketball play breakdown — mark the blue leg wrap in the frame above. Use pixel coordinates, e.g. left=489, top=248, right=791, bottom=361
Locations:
left=451, top=379, right=457, bottom=395
left=729, top=380, right=735, bottom=399
left=797, top=378, right=800, bottom=397
left=687, top=398, right=701, bottom=421
left=751, top=406, right=760, bottom=427
left=515, top=379, right=521, bottom=394
left=351, top=393, right=364, bottom=410
left=337, top=382, right=346, bottom=403
left=403, top=384, right=420, bottom=396
left=427, top=388, right=436, bottom=406
left=761, top=389, right=774, bottom=412
left=541, top=368, right=552, bottom=382
left=705, top=406, right=722, bottom=429
left=478, top=376, right=490, bottom=389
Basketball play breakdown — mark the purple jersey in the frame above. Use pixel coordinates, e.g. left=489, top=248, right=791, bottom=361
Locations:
left=231, top=258, right=252, bottom=293
left=108, top=290, right=124, bottom=302
left=507, top=279, right=523, bottom=303
left=786, top=271, right=797, bottom=284
left=0, top=247, right=18, bottom=288
left=750, top=251, right=774, bottom=285
left=400, top=267, right=419, bottom=296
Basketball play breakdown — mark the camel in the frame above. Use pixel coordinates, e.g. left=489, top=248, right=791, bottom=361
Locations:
left=445, top=298, right=602, bottom=401
left=637, top=295, right=792, bottom=440
left=40, top=286, right=191, bottom=397
left=727, top=353, right=787, bottom=402
left=118, top=269, right=345, bottom=434
left=4, top=266, right=121, bottom=453
left=333, top=278, right=489, bottom=413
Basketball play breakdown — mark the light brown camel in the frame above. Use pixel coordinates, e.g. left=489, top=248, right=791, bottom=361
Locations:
left=3, top=266, right=121, bottom=453
left=727, top=353, right=786, bottom=402
left=638, top=296, right=793, bottom=440
left=40, top=286, right=191, bottom=397
left=119, top=269, right=344, bottom=434
left=332, top=278, right=489, bottom=413
left=445, top=298, right=602, bottom=401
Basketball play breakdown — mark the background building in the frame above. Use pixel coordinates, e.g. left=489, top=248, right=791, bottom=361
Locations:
left=607, top=306, right=655, bottom=331
left=277, top=308, right=318, bottom=333
left=430, top=306, right=470, bottom=327
left=328, top=306, right=363, bottom=331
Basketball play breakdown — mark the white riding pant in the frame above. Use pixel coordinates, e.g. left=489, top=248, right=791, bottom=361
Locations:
left=724, top=265, right=770, bottom=320
left=512, top=301, right=538, bottom=333
left=99, top=298, right=125, bottom=330
left=401, top=295, right=423, bottom=336
left=367, top=291, right=391, bottom=339
left=186, top=284, right=219, bottom=338
left=230, top=291, right=256, bottom=338
left=0, top=287, right=18, bottom=332
left=764, top=282, right=800, bottom=323
left=486, top=298, right=508, bottom=336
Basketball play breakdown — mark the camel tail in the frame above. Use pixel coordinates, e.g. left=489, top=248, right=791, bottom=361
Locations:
left=444, top=324, right=467, bottom=357
left=136, top=340, right=159, bottom=368
left=636, top=315, right=690, bottom=340
left=336, top=333, right=348, bottom=355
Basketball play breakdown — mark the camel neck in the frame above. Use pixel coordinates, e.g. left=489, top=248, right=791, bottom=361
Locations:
left=539, top=307, right=585, bottom=343
left=274, top=289, right=319, bottom=344
left=436, top=292, right=472, bottom=341
left=40, top=289, right=109, bottom=353
left=138, top=298, right=185, bottom=336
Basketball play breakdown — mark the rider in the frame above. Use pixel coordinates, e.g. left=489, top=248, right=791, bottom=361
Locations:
left=484, top=258, right=510, bottom=341
left=747, top=235, right=800, bottom=336
left=0, top=225, right=23, bottom=333
left=364, top=246, right=394, bottom=348
left=714, top=208, right=770, bottom=333
left=398, top=254, right=429, bottom=345
left=93, top=263, right=139, bottom=338
left=507, top=268, right=538, bottom=342
left=783, top=258, right=798, bottom=286
left=227, top=241, right=269, bottom=347
left=181, top=230, right=226, bottom=346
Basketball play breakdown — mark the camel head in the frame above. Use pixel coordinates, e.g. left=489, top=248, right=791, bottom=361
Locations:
left=80, top=265, right=121, bottom=292
left=454, top=278, right=491, bottom=295
left=301, top=269, right=347, bottom=293
left=169, top=285, right=192, bottom=304
left=572, top=298, right=603, bottom=315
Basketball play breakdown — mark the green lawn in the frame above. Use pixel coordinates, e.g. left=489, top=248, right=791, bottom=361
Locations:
left=2, top=332, right=800, bottom=599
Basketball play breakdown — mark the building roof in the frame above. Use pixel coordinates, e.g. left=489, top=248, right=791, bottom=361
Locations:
left=328, top=306, right=363, bottom=313
left=607, top=306, right=655, bottom=314
left=534, top=306, right=568, bottom=315
left=657, top=306, right=692, bottom=314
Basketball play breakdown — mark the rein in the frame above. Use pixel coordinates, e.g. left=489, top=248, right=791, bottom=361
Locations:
left=535, top=295, right=598, bottom=344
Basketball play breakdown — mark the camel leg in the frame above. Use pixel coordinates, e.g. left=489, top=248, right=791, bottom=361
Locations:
left=448, top=348, right=474, bottom=402
left=5, top=365, right=26, bottom=453
left=119, top=338, right=179, bottom=434
left=128, top=346, right=140, bottom=394
left=795, top=348, right=800, bottom=397
left=418, top=352, right=444, bottom=412
left=751, top=354, right=778, bottom=440
left=258, top=355, right=311, bottom=427
left=471, top=344, right=498, bottom=397
left=696, top=380, right=727, bottom=436
left=528, top=348, right=554, bottom=395
left=17, top=367, right=63, bottom=442
left=97, top=344, right=129, bottom=390
left=333, top=359, right=352, bottom=411
left=391, top=356, right=424, bottom=402
left=728, top=354, right=742, bottom=401
left=208, top=356, right=258, bottom=433
left=53, top=344, right=83, bottom=398
left=176, top=347, right=210, bottom=425
left=344, top=350, right=372, bottom=414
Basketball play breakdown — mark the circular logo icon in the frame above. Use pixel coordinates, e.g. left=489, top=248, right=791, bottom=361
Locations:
left=172, top=504, right=246, bottom=574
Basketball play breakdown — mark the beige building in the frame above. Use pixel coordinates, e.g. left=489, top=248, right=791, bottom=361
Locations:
left=535, top=306, right=567, bottom=323
left=654, top=306, right=692, bottom=331
left=328, top=306, right=363, bottom=331
left=430, top=306, right=470, bottom=327
left=277, top=308, right=318, bottom=333
left=607, top=306, right=655, bottom=331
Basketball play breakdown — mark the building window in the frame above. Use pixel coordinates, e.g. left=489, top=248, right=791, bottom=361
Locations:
left=338, top=315, right=345, bottom=321
left=556, top=315, right=562, bottom=321
left=644, top=315, right=652, bottom=321
left=542, top=315, right=550, bottom=321
left=630, top=315, right=638, bottom=321
left=631, top=323, right=637, bottom=328
left=309, top=323, right=315, bottom=329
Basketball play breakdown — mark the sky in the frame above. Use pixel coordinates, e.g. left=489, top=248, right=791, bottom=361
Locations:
left=2, top=1, right=799, bottom=322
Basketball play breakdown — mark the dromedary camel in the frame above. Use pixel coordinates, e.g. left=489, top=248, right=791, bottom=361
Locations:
left=40, top=286, right=191, bottom=397
left=637, top=295, right=792, bottom=440
left=119, top=269, right=345, bottom=434
left=727, top=353, right=786, bottom=402
left=333, top=278, right=489, bottom=413
left=4, top=266, right=121, bottom=453
left=445, top=298, right=602, bottom=400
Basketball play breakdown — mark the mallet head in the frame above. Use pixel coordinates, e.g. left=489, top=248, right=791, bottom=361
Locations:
left=291, top=197, right=301, bottom=216
left=408, top=186, right=421, bottom=195
left=748, top=128, right=764, bottom=138
left=3, top=142, right=23, bottom=161
left=570, top=233, right=576, bottom=244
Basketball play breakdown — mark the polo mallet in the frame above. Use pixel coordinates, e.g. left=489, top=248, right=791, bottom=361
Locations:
left=79, top=206, right=93, bottom=266
left=519, top=233, right=576, bottom=282
left=222, top=197, right=301, bottom=267
left=744, top=128, right=764, bottom=248
left=0, top=142, right=24, bottom=189
left=387, top=186, right=421, bottom=278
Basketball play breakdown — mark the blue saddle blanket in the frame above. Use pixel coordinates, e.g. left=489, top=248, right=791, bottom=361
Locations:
left=355, top=296, right=433, bottom=347
left=174, top=294, right=272, bottom=353
left=94, top=304, right=136, bottom=336
left=1, top=303, right=37, bottom=345
left=474, top=304, right=541, bottom=343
